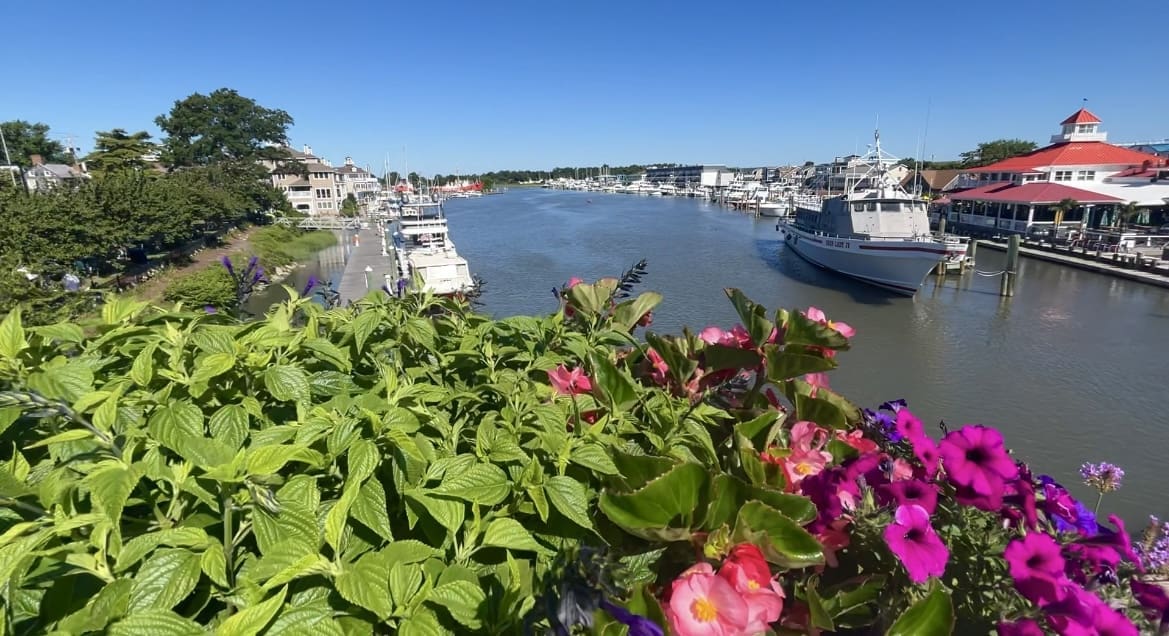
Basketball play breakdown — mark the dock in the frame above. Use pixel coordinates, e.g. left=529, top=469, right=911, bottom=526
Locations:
left=978, top=240, right=1169, bottom=290
left=336, top=225, right=397, bottom=302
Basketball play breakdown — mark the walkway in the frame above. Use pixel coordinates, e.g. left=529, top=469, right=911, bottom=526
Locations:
left=336, top=225, right=397, bottom=302
left=978, top=240, right=1169, bottom=290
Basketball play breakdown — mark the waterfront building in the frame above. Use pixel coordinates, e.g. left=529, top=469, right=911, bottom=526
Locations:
left=949, top=109, right=1169, bottom=234
left=267, top=145, right=344, bottom=216
left=901, top=169, right=965, bottom=198
left=1118, top=139, right=1169, bottom=159
left=644, top=164, right=734, bottom=188
left=335, top=157, right=380, bottom=203
left=23, top=154, right=88, bottom=191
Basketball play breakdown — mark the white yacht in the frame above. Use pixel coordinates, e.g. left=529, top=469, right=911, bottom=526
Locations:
left=778, top=131, right=968, bottom=296
left=391, top=202, right=475, bottom=296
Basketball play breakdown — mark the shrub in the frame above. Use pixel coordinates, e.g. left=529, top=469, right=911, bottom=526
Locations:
left=248, top=226, right=336, bottom=268
left=162, top=265, right=235, bottom=310
left=0, top=278, right=1158, bottom=635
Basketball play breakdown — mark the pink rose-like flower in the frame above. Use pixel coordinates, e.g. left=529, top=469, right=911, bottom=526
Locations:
left=646, top=348, right=670, bottom=385
left=718, top=544, right=785, bottom=633
left=805, top=306, right=856, bottom=338
left=547, top=364, right=592, bottom=396
left=666, top=563, right=750, bottom=636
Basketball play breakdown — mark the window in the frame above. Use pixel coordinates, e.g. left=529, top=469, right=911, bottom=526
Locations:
left=1076, top=170, right=1095, bottom=181
left=315, top=188, right=330, bottom=198
left=880, top=202, right=901, bottom=212
left=1054, top=171, right=1073, bottom=182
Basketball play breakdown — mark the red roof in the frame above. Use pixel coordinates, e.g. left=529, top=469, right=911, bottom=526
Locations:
left=949, top=182, right=1122, bottom=205
left=1061, top=108, right=1102, bottom=125
left=969, top=142, right=1163, bottom=173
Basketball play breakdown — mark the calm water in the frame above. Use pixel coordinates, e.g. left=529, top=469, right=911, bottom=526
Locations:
left=264, top=189, right=1169, bottom=527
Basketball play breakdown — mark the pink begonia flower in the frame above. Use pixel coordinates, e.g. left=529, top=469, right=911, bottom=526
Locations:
left=666, top=563, right=750, bottom=636
left=804, top=306, right=856, bottom=338
left=717, top=544, right=785, bottom=633
left=646, top=348, right=670, bottom=385
left=546, top=364, right=592, bottom=396
left=834, top=429, right=878, bottom=454
left=566, top=277, right=584, bottom=288
left=763, top=421, right=833, bottom=493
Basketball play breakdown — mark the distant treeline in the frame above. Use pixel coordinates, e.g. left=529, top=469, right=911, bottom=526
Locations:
left=478, top=164, right=675, bottom=183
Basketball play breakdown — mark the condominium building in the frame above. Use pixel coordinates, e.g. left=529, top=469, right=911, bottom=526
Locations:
left=268, top=145, right=344, bottom=216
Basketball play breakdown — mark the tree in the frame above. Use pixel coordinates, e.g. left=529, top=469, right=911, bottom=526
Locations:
left=959, top=139, right=1038, bottom=167
left=0, top=121, right=70, bottom=167
left=407, top=172, right=420, bottom=187
left=387, top=171, right=400, bottom=186
left=1114, top=201, right=1141, bottom=232
left=154, top=88, right=293, bottom=168
left=340, top=193, right=359, bottom=217
left=84, top=129, right=155, bottom=177
left=1051, top=198, right=1078, bottom=239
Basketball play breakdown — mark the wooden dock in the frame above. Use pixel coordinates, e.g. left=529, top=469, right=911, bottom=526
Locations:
left=336, top=226, right=397, bottom=302
left=978, top=240, right=1169, bottom=290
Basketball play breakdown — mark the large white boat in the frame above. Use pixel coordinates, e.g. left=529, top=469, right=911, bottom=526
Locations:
left=390, top=202, right=475, bottom=296
left=778, top=132, right=968, bottom=296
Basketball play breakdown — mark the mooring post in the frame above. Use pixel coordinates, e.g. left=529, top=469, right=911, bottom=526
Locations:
left=968, top=238, right=978, bottom=260
left=1000, top=234, right=1020, bottom=297
left=938, top=216, right=947, bottom=236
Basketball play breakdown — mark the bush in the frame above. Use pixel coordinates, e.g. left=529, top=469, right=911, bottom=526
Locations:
left=162, top=265, right=235, bottom=310
left=248, top=226, right=336, bottom=268
left=0, top=279, right=1159, bottom=635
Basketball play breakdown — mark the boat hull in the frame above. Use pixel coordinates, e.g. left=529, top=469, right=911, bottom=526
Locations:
left=781, top=224, right=946, bottom=295
left=758, top=204, right=788, bottom=218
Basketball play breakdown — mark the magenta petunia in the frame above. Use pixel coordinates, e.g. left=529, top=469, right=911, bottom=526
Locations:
left=939, top=425, right=1019, bottom=497
left=1043, top=583, right=1105, bottom=635
left=1131, top=579, right=1169, bottom=622
left=996, top=619, right=1045, bottom=636
left=953, top=483, right=1004, bottom=512
left=1093, top=607, right=1140, bottom=636
left=894, top=409, right=925, bottom=442
left=883, top=504, right=949, bottom=584
left=911, top=434, right=941, bottom=479
left=878, top=480, right=939, bottom=515
left=1004, top=532, right=1067, bottom=606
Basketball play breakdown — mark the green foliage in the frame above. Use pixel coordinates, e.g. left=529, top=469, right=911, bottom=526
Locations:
left=340, top=193, right=359, bottom=218
left=84, top=129, right=156, bottom=177
left=0, top=120, right=70, bottom=166
left=959, top=138, right=1038, bottom=167
left=0, top=283, right=860, bottom=633
left=155, top=88, right=293, bottom=168
left=163, top=266, right=236, bottom=309
left=248, top=226, right=337, bottom=268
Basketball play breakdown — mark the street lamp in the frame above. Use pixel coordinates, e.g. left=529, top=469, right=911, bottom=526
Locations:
left=364, top=265, right=373, bottom=290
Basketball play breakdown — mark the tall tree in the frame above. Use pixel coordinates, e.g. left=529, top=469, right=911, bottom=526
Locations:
left=0, top=121, right=70, bottom=167
left=154, top=88, right=293, bottom=168
left=1114, top=201, right=1141, bottom=232
left=340, top=193, right=359, bottom=217
left=1051, top=198, right=1078, bottom=239
left=959, top=139, right=1038, bottom=167
left=84, top=129, right=156, bottom=177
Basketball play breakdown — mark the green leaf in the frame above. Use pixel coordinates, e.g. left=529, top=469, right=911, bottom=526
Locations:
left=302, top=338, right=352, bottom=371
left=148, top=400, right=204, bottom=444
left=116, top=528, right=210, bottom=573
left=388, top=561, right=424, bottom=609
left=609, top=451, right=674, bottom=490
left=570, top=443, right=618, bottom=475
left=247, top=444, right=321, bottom=475
left=886, top=586, right=953, bottom=636
left=58, top=578, right=132, bottom=634
left=399, top=609, right=444, bottom=636
left=351, top=310, right=380, bottom=353
left=27, top=361, right=94, bottom=402
left=794, top=390, right=856, bottom=429
left=86, top=463, right=137, bottom=527
left=725, top=288, right=775, bottom=347
left=589, top=352, right=638, bottom=410
left=764, top=346, right=836, bottom=383
left=431, top=462, right=509, bottom=505
left=780, top=308, right=850, bottom=349
left=382, top=540, right=440, bottom=565
left=127, top=548, right=202, bottom=612
left=191, top=351, right=236, bottom=386
left=209, top=404, right=249, bottom=450
left=351, top=479, right=394, bottom=542
left=427, top=580, right=485, bottom=629
left=544, top=476, right=595, bottom=531
left=253, top=502, right=320, bottom=556
left=599, top=463, right=706, bottom=536
left=130, top=344, right=156, bottom=387
left=346, top=438, right=379, bottom=483
left=702, top=343, right=763, bottom=373
left=215, top=587, right=287, bottom=636
left=404, top=492, right=465, bottom=532
left=732, top=501, right=824, bottom=569
left=481, top=518, right=545, bottom=553
left=33, top=321, right=84, bottom=344
left=611, top=291, right=663, bottom=331
left=109, top=609, right=205, bottom=636
left=0, top=307, right=26, bottom=359
left=806, top=580, right=836, bottom=631
left=201, top=541, right=229, bottom=588
left=264, top=365, right=310, bottom=402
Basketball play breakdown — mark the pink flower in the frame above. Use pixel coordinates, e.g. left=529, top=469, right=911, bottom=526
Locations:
left=718, top=544, right=785, bottom=633
left=817, top=519, right=851, bottom=568
left=666, top=563, right=750, bottom=636
left=646, top=348, right=670, bottom=385
left=547, top=364, right=593, bottom=396
left=883, top=504, right=949, bottom=584
left=805, top=306, right=856, bottom=338
left=834, top=429, right=879, bottom=454
left=699, top=326, right=730, bottom=345
left=890, top=458, right=914, bottom=482
left=939, top=425, right=1019, bottom=498
left=770, top=421, right=833, bottom=492
left=566, top=277, right=583, bottom=288
left=804, top=372, right=830, bottom=396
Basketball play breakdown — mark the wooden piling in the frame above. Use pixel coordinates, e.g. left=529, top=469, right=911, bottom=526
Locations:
left=938, top=217, right=947, bottom=235
left=968, top=239, right=978, bottom=260
left=1000, top=235, right=1020, bottom=297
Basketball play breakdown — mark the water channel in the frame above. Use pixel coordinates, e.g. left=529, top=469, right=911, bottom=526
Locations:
left=252, top=188, right=1169, bottom=527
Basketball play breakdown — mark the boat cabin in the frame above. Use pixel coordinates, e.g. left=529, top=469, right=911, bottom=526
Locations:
left=796, top=188, right=933, bottom=240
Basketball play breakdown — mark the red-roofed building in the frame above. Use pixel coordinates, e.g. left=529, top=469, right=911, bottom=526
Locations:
left=949, top=109, right=1169, bottom=235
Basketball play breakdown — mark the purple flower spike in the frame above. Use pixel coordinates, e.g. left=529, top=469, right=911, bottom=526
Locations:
left=1080, top=461, right=1125, bottom=493
left=599, top=600, right=662, bottom=636
left=252, top=267, right=266, bottom=284
left=247, top=255, right=259, bottom=271
left=220, top=256, right=234, bottom=275
left=204, top=305, right=217, bottom=314
left=301, top=276, right=319, bottom=297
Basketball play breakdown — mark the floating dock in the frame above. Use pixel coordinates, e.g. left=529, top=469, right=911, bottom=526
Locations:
left=978, top=240, right=1169, bottom=290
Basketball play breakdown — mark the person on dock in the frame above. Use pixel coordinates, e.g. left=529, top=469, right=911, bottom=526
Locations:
left=396, top=277, right=408, bottom=297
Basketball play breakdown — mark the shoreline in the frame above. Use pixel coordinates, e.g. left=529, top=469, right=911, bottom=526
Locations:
left=978, top=240, right=1169, bottom=290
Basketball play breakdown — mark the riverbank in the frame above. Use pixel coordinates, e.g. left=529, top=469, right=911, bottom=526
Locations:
left=978, top=239, right=1169, bottom=290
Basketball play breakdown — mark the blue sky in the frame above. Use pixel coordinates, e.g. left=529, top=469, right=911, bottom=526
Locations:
left=5, top=1, right=1167, bottom=175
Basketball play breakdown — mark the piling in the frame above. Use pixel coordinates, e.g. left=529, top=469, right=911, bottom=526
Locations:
left=968, top=239, right=978, bottom=260
left=1000, top=235, right=1020, bottom=297
left=938, top=217, right=947, bottom=235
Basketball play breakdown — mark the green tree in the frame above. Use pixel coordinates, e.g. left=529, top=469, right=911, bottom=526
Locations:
left=340, top=193, right=359, bottom=217
left=1051, top=198, right=1078, bottom=239
left=407, top=172, right=420, bottom=187
left=387, top=171, right=400, bottom=186
left=959, top=139, right=1038, bottom=167
left=84, top=129, right=156, bottom=177
left=154, top=88, right=293, bottom=168
left=1114, top=201, right=1140, bottom=232
left=0, top=120, right=70, bottom=167
left=480, top=177, right=495, bottom=192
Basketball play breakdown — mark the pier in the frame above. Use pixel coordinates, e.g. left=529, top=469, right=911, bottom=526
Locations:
left=275, top=216, right=363, bottom=231
left=978, top=239, right=1169, bottom=290
left=336, top=225, right=397, bottom=302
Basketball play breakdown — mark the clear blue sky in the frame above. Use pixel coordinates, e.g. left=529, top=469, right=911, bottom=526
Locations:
left=5, top=1, right=1167, bottom=175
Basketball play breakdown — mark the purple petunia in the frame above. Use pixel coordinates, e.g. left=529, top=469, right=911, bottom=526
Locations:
left=996, top=619, right=1045, bottom=636
left=883, top=504, right=949, bottom=584
left=1004, top=532, right=1066, bottom=606
left=599, top=600, right=664, bottom=636
left=878, top=479, right=940, bottom=515
left=939, top=425, right=1018, bottom=498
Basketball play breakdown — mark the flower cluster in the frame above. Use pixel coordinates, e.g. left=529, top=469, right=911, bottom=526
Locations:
left=1137, top=516, right=1169, bottom=575
left=666, top=544, right=785, bottom=635
left=1081, top=461, right=1126, bottom=494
